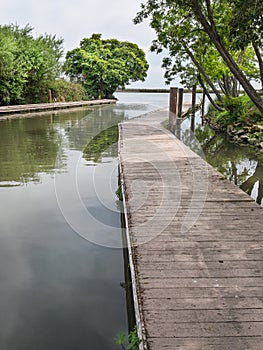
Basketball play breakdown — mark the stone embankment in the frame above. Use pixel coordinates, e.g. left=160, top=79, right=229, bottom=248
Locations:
left=227, top=124, right=263, bottom=149
left=204, top=115, right=263, bottom=150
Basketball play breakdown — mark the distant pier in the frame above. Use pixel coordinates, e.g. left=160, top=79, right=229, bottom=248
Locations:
left=0, top=99, right=116, bottom=118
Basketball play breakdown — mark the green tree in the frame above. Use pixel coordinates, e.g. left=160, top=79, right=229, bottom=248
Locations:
left=64, top=34, right=149, bottom=99
left=22, top=32, right=63, bottom=103
left=229, top=0, right=263, bottom=88
left=135, top=0, right=263, bottom=113
left=0, top=24, right=63, bottom=105
left=0, top=25, right=28, bottom=105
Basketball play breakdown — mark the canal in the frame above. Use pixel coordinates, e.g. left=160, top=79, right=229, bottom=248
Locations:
left=0, top=98, right=165, bottom=350
left=0, top=92, right=262, bottom=349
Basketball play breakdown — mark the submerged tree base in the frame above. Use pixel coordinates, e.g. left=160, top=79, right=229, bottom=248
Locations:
left=205, top=95, right=263, bottom=149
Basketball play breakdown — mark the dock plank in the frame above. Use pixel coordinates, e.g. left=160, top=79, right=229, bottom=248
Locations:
left=119, top=109, right=263, bottom=349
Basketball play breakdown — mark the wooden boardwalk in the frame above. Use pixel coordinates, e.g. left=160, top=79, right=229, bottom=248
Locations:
left=0, top=99, right=115, bottom=117
left=119, top=109, right=263, bottom=350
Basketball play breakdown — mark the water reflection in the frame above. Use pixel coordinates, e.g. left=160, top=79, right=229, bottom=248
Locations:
left=0, top=103, right=151, bottom=187
left=0, top=110, right=89, bottom=186
left=240, top=165, right=263, bottom=205
left=0, top=100, right=162, bottom=350
left=83, top=125, right=118, bottom=163
left=174, top=113, right=263, bottom=206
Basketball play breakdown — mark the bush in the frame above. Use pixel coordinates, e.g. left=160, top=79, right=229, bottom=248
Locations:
left=209, top=95, right=262, bottom=127
left=48, top=79, right=89, bottom=102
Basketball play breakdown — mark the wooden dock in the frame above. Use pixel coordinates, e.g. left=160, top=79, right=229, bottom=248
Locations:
left=0, top=99, right=115, bottom=118
left=119, top=109, right=263, bottom=350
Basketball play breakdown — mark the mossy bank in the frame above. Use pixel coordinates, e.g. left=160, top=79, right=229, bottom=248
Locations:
left=205, top=95, right=263, bottom=150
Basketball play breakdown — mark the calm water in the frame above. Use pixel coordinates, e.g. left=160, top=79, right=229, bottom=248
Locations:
left=170, top=104, right=263, bottom=207
left=0, top=101, right=162, bottom=350
left=0, top=92, right=262, bottom=349
left=116, top=92, right=263, bottom=207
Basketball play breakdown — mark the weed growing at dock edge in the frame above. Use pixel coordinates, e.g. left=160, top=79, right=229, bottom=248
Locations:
left=116, top=185, right=123, bottom=201
left=114, top=326, right=140, bottom=350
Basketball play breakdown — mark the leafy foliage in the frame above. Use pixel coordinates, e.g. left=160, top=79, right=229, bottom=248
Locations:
left=134, top=0, right=263, bottom=114
left=0, top=24, right=64, bottom=105
left=229, top=0, right=263, bottom=49
left=116, top=185, right=123, bottom=201
left=209, top=95, right=263, bottom=126
left=114, top=327, right=140, bottom=350
left=49, top=79, right=88, bottom=102
left=64, top=34, right=149, bottom=99
left=114, top=332, right=127, bottom=349
left=127, top=327, right=141, bottom=350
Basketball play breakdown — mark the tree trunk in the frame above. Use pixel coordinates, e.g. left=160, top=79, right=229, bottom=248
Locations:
left=198, top=74, right=224, bottom=111
left=231, top=76, right=238, bottom=97
left=192, top=0, right=263, bottom=114
left=182, top=41, right=223, bottom=102
left=253, top=43, right=263, bottom=89
left=218, top=80, right=227, bottom=96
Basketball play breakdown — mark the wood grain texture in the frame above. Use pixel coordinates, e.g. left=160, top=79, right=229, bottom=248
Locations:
left=119, top=109, right=263, bottom=350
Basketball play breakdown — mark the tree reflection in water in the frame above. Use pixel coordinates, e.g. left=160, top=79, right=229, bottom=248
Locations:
left=175, top=117, right=263, bottom=207
left=240, top=165, right=263, bottom=205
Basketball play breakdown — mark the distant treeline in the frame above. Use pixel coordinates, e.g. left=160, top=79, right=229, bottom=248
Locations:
left=0, top=26, right=148, bottom=106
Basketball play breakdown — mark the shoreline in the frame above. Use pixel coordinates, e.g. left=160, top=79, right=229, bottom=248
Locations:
left=0, top=99, right=116, bottom=118
left=204, top=114, right=263, bottom=151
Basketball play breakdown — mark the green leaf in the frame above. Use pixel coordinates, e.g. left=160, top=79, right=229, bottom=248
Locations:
left=114, top=332, right=127, bottom=346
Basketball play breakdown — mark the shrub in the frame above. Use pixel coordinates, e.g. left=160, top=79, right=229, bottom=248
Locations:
left=209, top=95, right=262, bottom=127
left=49, top=79, right=88, bottom=102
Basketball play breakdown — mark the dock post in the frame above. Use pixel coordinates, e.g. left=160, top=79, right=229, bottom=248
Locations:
left=48, top=89, right=53, bottom=103
left=191, top=85, right=197, bottom=133
left=192, top=85, right=197, bottom=114
left=178, top=88, right=184, bottom=117
left=169, top=87, right=178, bottom=130
left=201, top=90, right=206, bottom=120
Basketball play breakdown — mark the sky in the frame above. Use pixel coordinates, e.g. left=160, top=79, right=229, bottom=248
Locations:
left=0, top=0, right=181, bottom=88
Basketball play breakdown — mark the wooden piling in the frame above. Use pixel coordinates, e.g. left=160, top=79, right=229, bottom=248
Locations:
left=169, top=87, right=178, bottom=115
left=202, top=90, right=206, bottom=119
left=169, top=87, right=178, bottom=131
left=192, top=85, right=197, bottom=113
left=191, top=85, right=197, bottom=133
left=178, top=88, right=184, bottom=117
left=48, top=89, right=53, bottom=103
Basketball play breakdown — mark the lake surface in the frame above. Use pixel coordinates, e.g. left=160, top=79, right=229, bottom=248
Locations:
left=0, top=92, right=262, bottom=349
left=172, top=110, right=263, bottom=207
left=117, top=92, right=263, bottom=207
left=0, top=101, right=162, bottom=350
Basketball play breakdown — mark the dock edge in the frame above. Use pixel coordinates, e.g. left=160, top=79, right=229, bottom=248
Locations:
left=118, top=122, right=148, bottom=350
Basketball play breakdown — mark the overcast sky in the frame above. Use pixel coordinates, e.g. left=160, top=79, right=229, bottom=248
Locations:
left=0, top=0, right=180, bottom=88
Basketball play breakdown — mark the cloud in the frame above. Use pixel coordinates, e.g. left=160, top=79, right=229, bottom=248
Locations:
left=0, top=0, right=179, bottom=87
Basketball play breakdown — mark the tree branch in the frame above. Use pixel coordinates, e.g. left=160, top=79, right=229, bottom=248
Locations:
left=252, top=42, right=263, bottom=89
left=198, top=74, right=224, bottom=111
left=191, top=0, right=263, bottom=112
left=182, top=40, right=223, bottom=102
left=205, top=0, right=216, bottom=28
